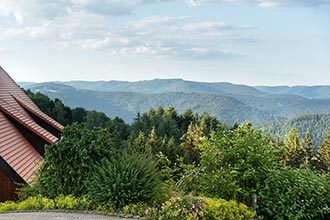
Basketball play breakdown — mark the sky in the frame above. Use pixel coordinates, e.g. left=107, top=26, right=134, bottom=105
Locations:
left=0, top=0, right=329, bottom=86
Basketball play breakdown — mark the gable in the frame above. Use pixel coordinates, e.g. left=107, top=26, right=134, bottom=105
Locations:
left=0, top=66, right=63, bottom=187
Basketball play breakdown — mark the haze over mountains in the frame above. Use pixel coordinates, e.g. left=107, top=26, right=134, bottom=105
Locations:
left=22, top=79, right=330, bottom=126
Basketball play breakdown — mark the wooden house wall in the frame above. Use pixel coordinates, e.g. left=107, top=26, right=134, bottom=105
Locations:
left=0, top=168, right=17, bottom=202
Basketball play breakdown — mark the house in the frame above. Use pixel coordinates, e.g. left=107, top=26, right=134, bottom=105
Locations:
left=0, top=66, right=63, bottom=202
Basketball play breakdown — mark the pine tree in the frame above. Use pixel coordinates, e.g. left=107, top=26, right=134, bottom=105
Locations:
left=318, top=131, right=330, bottom=172
left=303, top=129, right=314, bottom=168
left=180, top=122, right=204, bottom=164
left=284, top=128, right=304, bottom=167
left=146, top=127, right=160, bottom=154
left=132, top=131, right=147, bottom=152
left=275, top=135, right=282, bottom=149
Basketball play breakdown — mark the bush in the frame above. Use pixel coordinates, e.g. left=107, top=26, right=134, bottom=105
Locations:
left=87, top=150, right=162, bottom=209
left=142, top=195, right=257, bottom=220
left=258, top=166, right=330, bottom=220
left=144, top=195, right=205, bottom=220
left=38, top=123, right=116, bottom=198
left=201, top=197, right=257, bottom=220
left=196, top=122, right=278, bottom=204
left=0, top=195, right=91, bottom=212
left=55, top=194, right=91, bottom=210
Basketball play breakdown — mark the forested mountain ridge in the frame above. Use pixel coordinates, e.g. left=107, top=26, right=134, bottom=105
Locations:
left=54, top=79, right=265, bottom=96
left=21, top=79, right=330, bottom=99
left=255, top=85, right=330, bottom=99
left=24, top=79, right=330, bottom=126
left=26, top=82, right=275, bottom=125
left=262, top=114, right=330, bottom=147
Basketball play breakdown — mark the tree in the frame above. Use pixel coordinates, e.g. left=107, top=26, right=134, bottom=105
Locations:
left=302, top=129, right=314, bottom=168
left=318, top=131, right=330, bottom=172
left=180, top=122, right=205, bottom=164
left=197, top=122, right=278, bottom=204
left=85, top=110, right=109, bottom=129
left=72, top=107, right=87, bottom=123
left=130, top=131, right=147, bottom=152
left=283, top=128, right=304, bottom=167
left=146, top=127, right=160, bottom=154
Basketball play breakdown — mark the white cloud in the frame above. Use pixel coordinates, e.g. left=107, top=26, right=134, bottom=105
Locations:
left=182, top=21, right=228, bottom=32
left=1, top=0, right=328, bottom=27
left=46, top=13, right=243, bottom=59
left=0, top=0, right=25, bottom=23
left=0, top=3, right=249, bottom=60
left=0, top=0, right=170, bottom=24
left=0, top=23, right=51, bottom=39
left=258, top=0, right=330, bottom=8
left=187, top=0, right=330, bottom=7
left=120, top=45, right=156, bottom=55
left=132, top=16, right=185, bottom=29
left=186, top=0, right=239, bottom=6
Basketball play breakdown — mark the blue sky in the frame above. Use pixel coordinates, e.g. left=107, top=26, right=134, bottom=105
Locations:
left=0, top=0, right=329, bottom=85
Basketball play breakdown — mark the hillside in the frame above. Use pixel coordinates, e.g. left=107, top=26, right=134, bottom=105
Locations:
left=262, top=114, right=330, bottom=147
left=27, top=82, right=276, bottom=125
left=57, top=79, right=265, bottom=96
left=255, top=85, right=330, bottom=99
left=25, top=79, right=330, bottom=126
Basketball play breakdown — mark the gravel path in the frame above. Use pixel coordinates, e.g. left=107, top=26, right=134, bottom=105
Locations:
left=0, top=211, right=137, bottom=220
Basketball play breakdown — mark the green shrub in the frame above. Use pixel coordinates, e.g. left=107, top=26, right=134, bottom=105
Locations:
left=38, top=124, right=116, bottom=198
left=55, top=194, right=91, bottom=210
left=142, top=195, right=257, bottom=220
left=121, top=203, right=149, bottom=217
left=196, top=123, right=278, bottom=204
left=144, top=195, right=205, bottom=220
left=0, top=195, right=91, bottom=212
left=258, top=166, right=330, bottom=220
left=0, top=201, right=18, bottom=212
left=201, top=197, right=257, bottom=220
left=87, top=150, right=162, bottom=209
left=16, top=196, right=55, bottom=210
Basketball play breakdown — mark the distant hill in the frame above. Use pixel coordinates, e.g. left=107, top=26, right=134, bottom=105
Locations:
left=56, top=79, right=265, bottom=96
left=18, top=82, right=36, bottom=87
left=25, top=79, right=330, bottom=126
left=255, top=85, right=330, bottom=99
left=262, top=114, right=330, bottom=147
left=26, top=82, right=277, bottom=125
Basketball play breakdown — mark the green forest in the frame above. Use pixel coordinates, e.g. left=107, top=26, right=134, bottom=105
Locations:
left=25, top=80, right=330, bottom=126
left=3, top=89, right=330, bottom=220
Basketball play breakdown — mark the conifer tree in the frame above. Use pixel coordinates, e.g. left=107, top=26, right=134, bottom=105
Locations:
left=318, top=131, right=330, bottom=172
left=180, top=122, right=204, bottom=164
left=284, top=128, right=304, bottom=167
left=275, top=135, right=282, bottom=149
left=146, top=127, right=160, bottom=154
left=303, top=129, right=314, bottom=168
left=131, top=131, right=147, bottom=152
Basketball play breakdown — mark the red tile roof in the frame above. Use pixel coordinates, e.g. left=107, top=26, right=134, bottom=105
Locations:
left=0, top=66, right=63, bottom=184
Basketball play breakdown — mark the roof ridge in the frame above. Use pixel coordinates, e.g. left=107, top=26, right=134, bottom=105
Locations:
left=0, top=99, right=59, bottom=144
left=13, top=94, right=64, bottom=131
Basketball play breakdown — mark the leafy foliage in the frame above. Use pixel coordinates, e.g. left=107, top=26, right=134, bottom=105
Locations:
left=0, top=195, right=91, bottom=212
left=257, top=167, right=330, bottom=220
left=196, top=122, right=278, bottom=204
left=141, top=195, right=257, bottom=220
left=201, top=197, right=257, bottom=220
left=37, top=123, right=116, bottom=197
